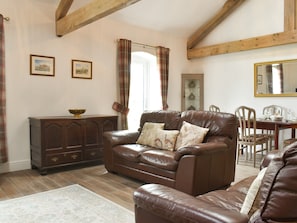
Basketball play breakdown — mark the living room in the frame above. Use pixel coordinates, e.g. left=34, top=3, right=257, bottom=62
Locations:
left=1, top=0, right=297, bottom=221
left=0, top=0, right=296, bottom=174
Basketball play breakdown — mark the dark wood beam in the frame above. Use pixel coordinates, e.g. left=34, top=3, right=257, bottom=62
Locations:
left=56, top=0, right=141, bottom=37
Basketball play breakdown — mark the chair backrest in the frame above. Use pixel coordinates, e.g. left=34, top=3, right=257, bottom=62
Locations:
left=209, top=104, right=220, bottom=112
left=235, top=106, right=257, bottom=141
left=262, top=105, right=284, bottom=116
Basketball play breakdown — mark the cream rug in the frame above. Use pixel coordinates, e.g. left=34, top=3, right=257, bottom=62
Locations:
left=0, top=184, right=134, bottom=223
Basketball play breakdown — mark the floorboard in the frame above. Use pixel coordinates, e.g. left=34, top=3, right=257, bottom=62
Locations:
left=0, top=164, right=259, bottom=212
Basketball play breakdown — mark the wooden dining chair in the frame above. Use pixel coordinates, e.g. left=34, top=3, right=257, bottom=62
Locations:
left=263, top=105, right=284, bottom=118
left=262, top=105, right=285, bottom=150
left=209, top=104, right=220, bottom=112
left=235, top=106, right=269, bottom=167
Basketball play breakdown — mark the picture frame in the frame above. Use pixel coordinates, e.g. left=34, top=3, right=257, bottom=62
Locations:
left=30, top=54, right=55, bottom=76
left=72, top=59, right=92, bottom=79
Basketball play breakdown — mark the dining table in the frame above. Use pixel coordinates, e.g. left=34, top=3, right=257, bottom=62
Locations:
left=255, top=118, right=297, bottom=150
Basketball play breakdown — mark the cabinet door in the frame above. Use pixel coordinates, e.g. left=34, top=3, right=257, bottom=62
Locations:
left=43, top=122, right=64, bottom=152
left=85, top=119, right=102, bottom=149
left=181, top=73, right=204, bottom=111
left=65, top=121, right=84, bottom=150
left=84, top=117, right=117, bottom=161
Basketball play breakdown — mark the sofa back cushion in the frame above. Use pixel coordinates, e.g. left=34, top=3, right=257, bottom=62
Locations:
left=180, top=110, right=238, bottom=141
left=258, top=143, right=297, bottom=222
left=139, top=110, right=181, bottom=131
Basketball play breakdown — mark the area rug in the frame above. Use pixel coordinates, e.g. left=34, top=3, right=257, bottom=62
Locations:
left=0, top=184, right=134, bottom=223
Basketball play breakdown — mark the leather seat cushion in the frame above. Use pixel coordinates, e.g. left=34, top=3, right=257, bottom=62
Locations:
left=113, top=144, right=151, bottom=162
left=140, top=149, right=178, bottom=171
left=197, top=176, right=256, bottom=212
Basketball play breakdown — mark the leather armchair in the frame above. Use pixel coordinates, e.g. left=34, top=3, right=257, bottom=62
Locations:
left=134, top=143, right=297, bottom=223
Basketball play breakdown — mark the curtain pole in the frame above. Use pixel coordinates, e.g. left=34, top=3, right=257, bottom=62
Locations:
left=1, top=15, right=9, bottom=22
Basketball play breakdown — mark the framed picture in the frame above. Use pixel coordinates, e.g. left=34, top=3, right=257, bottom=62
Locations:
left=72, top=60, right=92, bottom=79
left=257, top=75, right=263, bottom=85
left=30, top=54, right=55, bottom=76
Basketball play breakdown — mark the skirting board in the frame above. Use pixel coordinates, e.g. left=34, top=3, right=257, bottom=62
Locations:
left=0, top=159, right=30, bottom=174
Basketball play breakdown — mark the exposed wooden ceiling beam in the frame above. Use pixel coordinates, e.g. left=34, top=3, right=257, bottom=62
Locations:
left=56, top=0, right=73, bottom=20
left=284, top=0, right=297, bottom=31
left=187, top=0, right=246, bottom=49
left=56, top=0, right=141, bottom=37
left=188, top=0, right=297, bottom=59
left=187, top=30, right=297, bottom=59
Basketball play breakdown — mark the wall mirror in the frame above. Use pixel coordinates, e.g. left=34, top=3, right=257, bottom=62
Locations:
left=254, top=59, right=297, bottom=97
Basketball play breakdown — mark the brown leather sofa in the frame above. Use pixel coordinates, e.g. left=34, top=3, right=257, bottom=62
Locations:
left=133, top=143, right=297, bottom=223
left=103, top=110, right=238, bottom=196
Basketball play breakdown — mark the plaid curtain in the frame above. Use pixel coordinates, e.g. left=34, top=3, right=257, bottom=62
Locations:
left=117, top=39, right=131, bottom=130
left=157, top=46, right=170, bottom=110
left=0, top=15, right=8, bottom=163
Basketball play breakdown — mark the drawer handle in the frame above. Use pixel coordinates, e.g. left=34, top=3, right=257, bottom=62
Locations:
left=71, top=154, right=78, bottom=160
left=91, top=152, right=96, bottom=156
left=51, top=157, right=58, bottom=162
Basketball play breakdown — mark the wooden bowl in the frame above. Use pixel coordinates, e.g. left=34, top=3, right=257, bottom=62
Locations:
left=68, top=109, right=86, bottom=117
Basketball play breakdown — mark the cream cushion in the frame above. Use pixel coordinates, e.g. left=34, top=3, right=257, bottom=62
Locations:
left=136, top=122, right=165, bottom=146
left=153, top=129, right=180, bottom=151
left=175, top=121, right=209, bottom=149
left=240, top=167, right=267, bottom=215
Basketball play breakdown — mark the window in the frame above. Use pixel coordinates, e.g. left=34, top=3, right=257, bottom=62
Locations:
left=128, top=51, right=162, bottom=130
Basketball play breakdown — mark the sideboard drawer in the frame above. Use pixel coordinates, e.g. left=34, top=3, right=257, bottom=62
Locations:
left=85, top=148, right=101, bottom=160
left=46, top=151, right=82, bottom=166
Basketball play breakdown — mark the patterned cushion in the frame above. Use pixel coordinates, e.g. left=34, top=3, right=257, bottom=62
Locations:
left=175, top=121, right=209, bottom=149
left=136, top=122, right=165, bottom=146
left=153, top=129, right=180, bottom=151
left=136, top=122, right=179, bottom=151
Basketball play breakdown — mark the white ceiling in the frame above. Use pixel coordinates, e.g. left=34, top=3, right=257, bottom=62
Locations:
left=70, top=0, right=227, bottom=38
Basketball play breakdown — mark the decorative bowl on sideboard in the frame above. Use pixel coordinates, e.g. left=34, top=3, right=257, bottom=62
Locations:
left=68, top=109, right=86, bottom=118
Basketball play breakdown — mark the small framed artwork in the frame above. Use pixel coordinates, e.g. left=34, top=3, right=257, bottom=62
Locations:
left=30, top=54, right=55, bottom=76
left=257, top=75, right=263, bottom=85
left=72, top=59, right=92, bottom=79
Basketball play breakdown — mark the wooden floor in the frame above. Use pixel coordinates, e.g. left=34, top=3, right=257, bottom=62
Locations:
left=0, top=164, right=259, bottom=212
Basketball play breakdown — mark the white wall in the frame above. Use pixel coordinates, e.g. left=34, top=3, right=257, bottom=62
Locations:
left=0, top=0, right=191, bottom=172
left=1, top=0, right=297, bottom=172
left=189, top=0, right=297, bottom=146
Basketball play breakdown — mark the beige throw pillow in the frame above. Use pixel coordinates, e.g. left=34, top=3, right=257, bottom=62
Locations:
left=136, top=122, right=165, bottom=146
left=175, top=121, right=209, bottom=150
left=240, top=167, right=267, bottom=216
left=153, top=129, right=180, bottom=151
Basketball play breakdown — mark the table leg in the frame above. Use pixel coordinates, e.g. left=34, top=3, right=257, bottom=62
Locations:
left=274, top=125, right=279, bottom=150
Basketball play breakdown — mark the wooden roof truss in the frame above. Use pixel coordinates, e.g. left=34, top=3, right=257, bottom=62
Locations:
left=55, top=0, right=297, bottom=59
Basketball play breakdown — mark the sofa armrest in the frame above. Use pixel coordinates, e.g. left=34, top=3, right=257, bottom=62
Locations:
left=260, top=149, right=279, bottom=169
left=103, top=130, right=139, bottom=147
left=174, top=142, right=228, bottom=161
left=134, top=184, right=249, bottom=223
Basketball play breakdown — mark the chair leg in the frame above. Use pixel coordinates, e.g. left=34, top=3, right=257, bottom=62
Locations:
left=237, top=144, right=240, bottom=164
left=253, top=146, right=256, bottom=168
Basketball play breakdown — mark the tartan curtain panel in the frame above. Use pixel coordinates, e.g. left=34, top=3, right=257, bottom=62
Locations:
left=116, top=39, right=131, bottom=130
left=157, top=46, right=170, bottom=110
left=0, top=14, right=8, bottom=163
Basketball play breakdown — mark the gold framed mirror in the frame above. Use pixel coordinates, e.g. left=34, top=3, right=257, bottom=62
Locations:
left=254, top=59, right=297, bottom=97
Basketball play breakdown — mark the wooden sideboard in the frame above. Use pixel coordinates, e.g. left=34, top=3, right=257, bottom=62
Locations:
left=29, top=115, right=118, bottom=175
